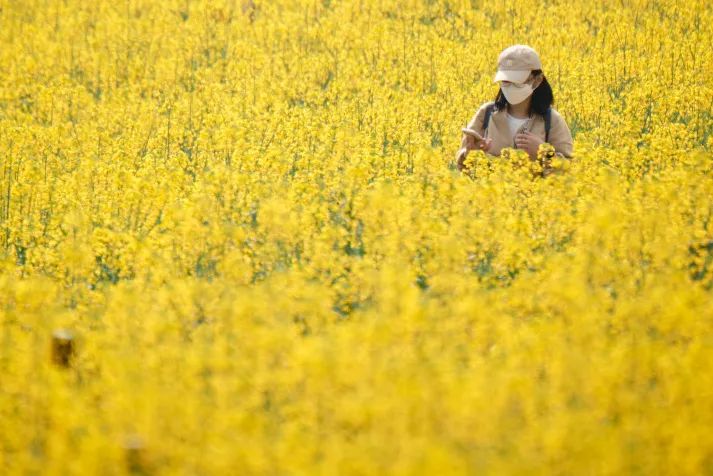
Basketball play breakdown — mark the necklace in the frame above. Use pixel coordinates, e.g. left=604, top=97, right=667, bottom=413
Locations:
left=507, top=112, right=533, bottom=148
left=507, top=112, right=532, bottom=130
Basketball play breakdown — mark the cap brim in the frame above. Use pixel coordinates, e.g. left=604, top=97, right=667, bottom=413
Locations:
left=493, top=69, right=530, bottom=83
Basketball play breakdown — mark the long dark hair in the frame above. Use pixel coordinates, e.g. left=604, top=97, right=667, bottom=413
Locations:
left=493, top=69, right=554, bottom=117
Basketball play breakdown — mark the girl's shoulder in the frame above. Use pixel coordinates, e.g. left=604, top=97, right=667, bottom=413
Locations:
left=475, top=100, right=497, bottom=117
left=547, top=107, right=566, bottom=121
left=546, top=108, right=571, bottom=129
left=480, top=100, right=496, bottom=111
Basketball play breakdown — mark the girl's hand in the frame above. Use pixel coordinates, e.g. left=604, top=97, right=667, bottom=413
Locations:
left=515, top=131, right=544, bottom=160
left=478, top=137, right=493, bottom=152
left=462, top=134, right=493, bottom=153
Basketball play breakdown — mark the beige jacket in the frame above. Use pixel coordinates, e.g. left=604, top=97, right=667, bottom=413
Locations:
left=457, top=101, right=574, bottom=161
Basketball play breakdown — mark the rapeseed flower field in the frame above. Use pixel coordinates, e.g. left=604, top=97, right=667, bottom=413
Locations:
left=1, top=0, right=712, bottom=474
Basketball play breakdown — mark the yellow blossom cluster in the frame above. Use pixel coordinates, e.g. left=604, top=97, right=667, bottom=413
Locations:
left=1, top=0, right=712, bottom=474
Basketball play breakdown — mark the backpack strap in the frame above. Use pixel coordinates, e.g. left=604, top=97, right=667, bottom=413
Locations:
left=482, top=103, right=495, bottom=136
left=544, top=107, right=552, bottom=143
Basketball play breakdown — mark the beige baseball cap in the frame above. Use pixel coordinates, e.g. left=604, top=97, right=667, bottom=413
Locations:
left=493, top=44, right=542, bottom=83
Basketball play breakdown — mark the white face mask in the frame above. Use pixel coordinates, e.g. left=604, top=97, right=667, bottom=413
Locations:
left=500, top=82, right=534, bottom=105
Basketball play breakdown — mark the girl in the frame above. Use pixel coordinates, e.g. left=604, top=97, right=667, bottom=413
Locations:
left=456, top=44, right=574, bottom=171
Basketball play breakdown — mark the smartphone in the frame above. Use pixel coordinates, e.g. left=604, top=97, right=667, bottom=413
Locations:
left=461, top=128, right=484, bottom=141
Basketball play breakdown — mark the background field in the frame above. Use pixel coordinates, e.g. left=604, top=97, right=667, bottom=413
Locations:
left=1, top=0, right=712, bottom=474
